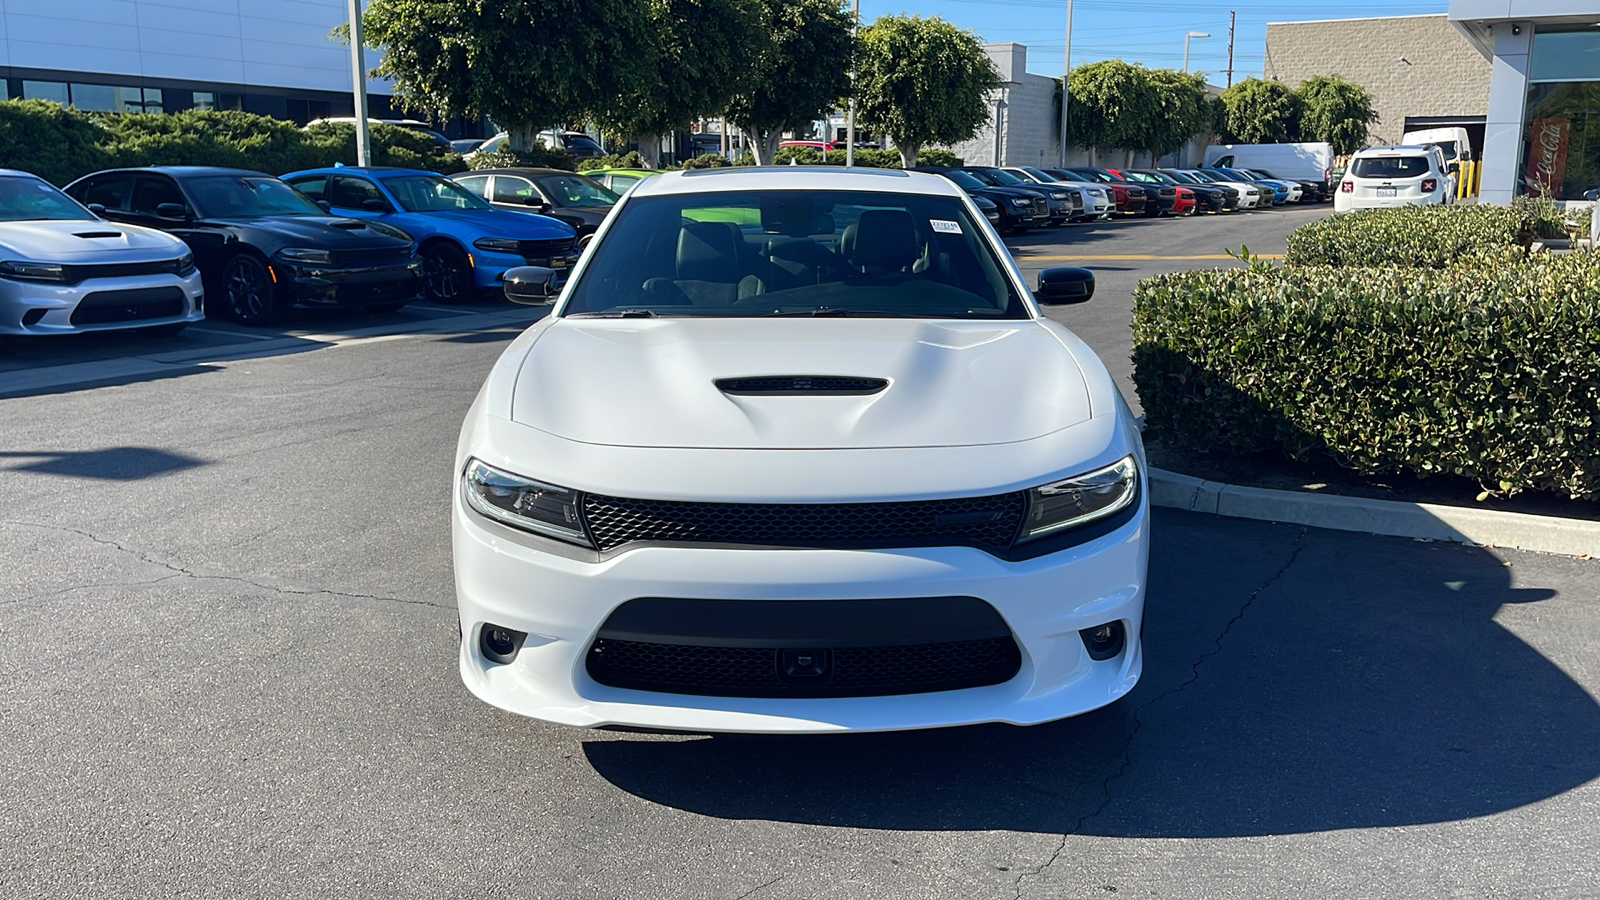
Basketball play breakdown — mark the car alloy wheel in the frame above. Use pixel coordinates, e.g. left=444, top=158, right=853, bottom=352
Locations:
left=223, top=254, right=283, bottom=326
left=423, top=242, right=474, bottom=304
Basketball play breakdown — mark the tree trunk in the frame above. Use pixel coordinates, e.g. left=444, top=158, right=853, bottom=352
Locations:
left=508, top=125, right=540, bottom=154
left=752, top=130, right=783, bottom=166
left=637, top=135, right=662, bottom=169
left=897, top=140, right=922, bottom=169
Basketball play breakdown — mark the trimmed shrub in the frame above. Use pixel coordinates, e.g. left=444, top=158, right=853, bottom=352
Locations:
left=468, top=141, right=575, bottom=171
left=681, top=153, right=733, bottom=169
left=579, top=151, right=645, bottom=172
left=1283, top=204, right=1535, bottom=269
left=0, top=100, right=111, bottom=185
left=916, top=147, right=964, bottom=167
left=1131, top=256, right=1600, bottom=499
left=772, top=146, right=824, bottom=166
left=302, top=122, right=467, bottom=174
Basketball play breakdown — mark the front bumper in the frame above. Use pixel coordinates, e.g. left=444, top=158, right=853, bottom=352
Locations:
left=276, top=258, right=423, bottom=308
left=0, top=272, right=204, bottom=335
left=454, top=492, right=1147, bottom=733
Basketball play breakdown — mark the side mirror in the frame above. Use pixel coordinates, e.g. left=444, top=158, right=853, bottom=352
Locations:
left=1446, top=162, right=1460, bottom=175
left=523, top=196, right=551, bottom=213
left=1036, top=267, right=1095, bottom=305
left=361, top=198, right=393, bottom=213
left=315, top=199, right=333, bottom=213
left=87, top=203, right=107, bottom=215
left=502, top=266, right=558, bottom=305
left=155, top=202, right=189, bottom=221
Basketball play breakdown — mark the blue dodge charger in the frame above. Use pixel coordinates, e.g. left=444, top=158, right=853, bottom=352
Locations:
left=283, top=166, right=578, bottom=303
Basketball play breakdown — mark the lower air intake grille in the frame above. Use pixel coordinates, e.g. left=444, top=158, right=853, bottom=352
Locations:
left=587, top=636, right=1022, bottom=698
left=581, top=491, right=1026, bottom=552
left=716, top=375, right=888, bottom=395
left=70, top=287, right=185, bottom=325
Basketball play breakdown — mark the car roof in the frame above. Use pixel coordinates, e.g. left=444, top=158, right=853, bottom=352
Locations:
left=627, top=167, right=957, bottom=199
left=463, top=167, right=585, bottom=178
left=1356, top=145, right=1434, bottom=155
left=286, top=166, right=441, bottom=178
left=86, top=166, right=274, bottom=179
left=0, top=169, right=46, bottom=179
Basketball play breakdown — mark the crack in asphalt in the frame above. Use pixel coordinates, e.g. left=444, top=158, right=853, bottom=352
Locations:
left=1012, top=527, right=1310, bottom=899
left=1, top=520, right=452, bottom=612
left=731, top=876, right=786, bottom=900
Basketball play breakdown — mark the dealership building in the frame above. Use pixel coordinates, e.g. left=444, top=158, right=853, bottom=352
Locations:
left=0, top=0, right=433, bottom=128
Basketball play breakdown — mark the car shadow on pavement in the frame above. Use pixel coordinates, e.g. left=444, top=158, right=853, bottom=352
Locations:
left=0, top=447, right=206, bottom=480
left=582, top=512, right=1600, bottom=839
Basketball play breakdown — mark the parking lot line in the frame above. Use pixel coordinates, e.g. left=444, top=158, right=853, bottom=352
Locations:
left=186, top=325, right=277, bottom=340
left=1018, top=254, right=1284, bottom=261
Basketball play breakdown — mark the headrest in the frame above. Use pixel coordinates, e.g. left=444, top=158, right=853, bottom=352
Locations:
left=845, top=209, right=918, bottom=271
left=677, top=221, right=741, bottom=282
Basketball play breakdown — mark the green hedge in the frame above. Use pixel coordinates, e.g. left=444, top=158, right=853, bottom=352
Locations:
left=579, top=151, right=645, bottom=171
left=681, top=153, right=733, bottom=169
left=916, top=148, right=964, bottom=167
left=467, top=142, right=575, bottom=172
left=1131, top=255, right=1600, bottom=499
left=0, top=100, right=465, bottom=184
left=1283, top=204, right=1536, bottom=269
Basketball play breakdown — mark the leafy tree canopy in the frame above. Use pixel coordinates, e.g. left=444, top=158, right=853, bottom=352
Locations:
left=724, top=0, right=854, bottom=165
left=1297, top=75, right=1379, bottom=155
left=856, top=15, right=1001, bottom=167
left=1219, top=77, right=1304, bottom=144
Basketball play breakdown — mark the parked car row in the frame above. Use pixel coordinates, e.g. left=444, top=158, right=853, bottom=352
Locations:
left=0, top=161, right=628, bottom=336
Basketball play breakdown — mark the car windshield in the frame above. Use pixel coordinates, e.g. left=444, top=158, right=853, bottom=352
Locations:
left=1164, top=171, right=1200, bottom=184
left=535, top=174, right=618, bottom=208
left=562, top=189, right=1027, bottom=320
left=187, top=176, right=324, bottom=217
left=1020, top=167, right=1056, bottom=182
left=562, top=134, right=604, bottom=155
left=1184, top=171, right=1219, bottom=183
left=1048, top=170, right=1089, bottom=183
left=941, top=170, right=988, bottom=191
left=1123, top=172, right=1160, bottom=184
left=979, top=169, right=1028, bottom=186
left=1351, top=156, right=1430, bottom=178
left=1075, top=170, right=1115, bottom=183
left=0, top=176, right=95, bottom=222
left=384, top=174, right=493, bottom=212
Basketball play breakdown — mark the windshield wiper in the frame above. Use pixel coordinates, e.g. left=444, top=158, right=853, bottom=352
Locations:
left=566, top=309, right=662, bottom=318
left=766, top=309, right=921, bottom=317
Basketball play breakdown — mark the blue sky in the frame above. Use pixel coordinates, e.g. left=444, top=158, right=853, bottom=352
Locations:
left=856, top=0, right=1449, bottom=86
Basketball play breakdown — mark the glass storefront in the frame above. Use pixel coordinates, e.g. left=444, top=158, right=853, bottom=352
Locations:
left=1522, top=26, right=1600, bottom=199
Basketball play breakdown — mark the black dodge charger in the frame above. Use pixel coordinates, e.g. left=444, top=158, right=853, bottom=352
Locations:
left=65, top=167, right=422, bottom=325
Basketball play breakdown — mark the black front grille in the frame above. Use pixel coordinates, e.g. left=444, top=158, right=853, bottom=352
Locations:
left=716, top=375, right=888, bottom=396
left=582, top=492, right=1027, bottom=553
left=332, top=247, right=413, bottom=268
left=70, top=287, right=185, bottom=325
left=517, top=237, right=577, bottom=256
left=333, top=276, right=417, bottom=304
left=61, top=259, right=187, bottom=284
left=587, top=636, right=1021, bottom=697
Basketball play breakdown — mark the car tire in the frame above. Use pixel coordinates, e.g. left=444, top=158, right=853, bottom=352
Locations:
left=139, top=322, right=189, bottom=337
left=422, top=242, right=474, bottom=305
left=220, top=253, right=285, bottom=326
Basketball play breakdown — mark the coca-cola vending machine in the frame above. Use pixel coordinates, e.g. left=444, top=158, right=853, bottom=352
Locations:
left=1524, top=118, right=1571, bottom=197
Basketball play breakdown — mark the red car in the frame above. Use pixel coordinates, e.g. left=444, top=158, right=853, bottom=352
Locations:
left=1172, top=186, right=1196, bottom=215
left=1065, top=167, right=1149, bottom=215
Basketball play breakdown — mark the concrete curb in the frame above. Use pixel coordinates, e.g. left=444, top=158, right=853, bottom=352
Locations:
left=1150, top=468, right=1600, bottom=558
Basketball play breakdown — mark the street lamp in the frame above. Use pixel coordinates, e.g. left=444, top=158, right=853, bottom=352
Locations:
left=347, top=0, right=372, bottom=166
left=1183, top=31, right=1211, bottom=73
left=846, top=0, right=859, bottom=167
left=1058, top=0, right=1075, bottom=168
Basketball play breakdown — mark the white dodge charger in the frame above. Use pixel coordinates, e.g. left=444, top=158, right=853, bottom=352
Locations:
left=453, top=167, right=1147, bottom=733
left=0, top=169, right=203, bottom=336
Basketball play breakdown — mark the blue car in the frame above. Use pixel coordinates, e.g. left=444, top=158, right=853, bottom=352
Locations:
left=1205, top=168, right=1289, bottom=206
left=282, top=166, right=578, bottom=303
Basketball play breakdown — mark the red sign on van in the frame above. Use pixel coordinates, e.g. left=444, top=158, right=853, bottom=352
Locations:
left=1524, top=118, right=1570, bottom=196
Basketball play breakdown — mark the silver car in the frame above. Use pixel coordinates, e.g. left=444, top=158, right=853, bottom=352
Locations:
left=0, top=169, right=203, bottom=336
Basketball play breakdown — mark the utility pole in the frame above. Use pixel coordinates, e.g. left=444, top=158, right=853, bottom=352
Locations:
left=1226, top=10, right=1236, bottom=88
left=1058, top=0, right=1074, bottom=167
left=347, top=0, right=372, bottom=166
left=846, top=0, right=859, bottom=167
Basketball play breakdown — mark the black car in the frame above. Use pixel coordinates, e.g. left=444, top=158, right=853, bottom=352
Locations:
left=911, top=167, right=1047, bottom=235
left=64, top=167, right=421, bottom=325
left=1063, top=168, right=1151, bottom=216
left=450, top=168, right=618, bottom=246
left=961, top=166, right=1076, bottom=225
left=1159, top=169, right=1240, bottom=212
left=1248, top=168, right=1327, bottom=202
left=1129, top=169, right=1234, bottom=214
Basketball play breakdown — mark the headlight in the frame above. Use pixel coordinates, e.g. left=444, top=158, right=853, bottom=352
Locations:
left=277, top=247, right=333, bottom=265
left=1007, top=198, right=1028, bottom=207
left=175, top=252, right=196, bottom=277
left=1018, top=456, right=1139, bottom=543
left=463, top=459, right=591, bottom=546
left=473, top=237, right=522, bottom=254
left=0, top=260, right=68, bottom=282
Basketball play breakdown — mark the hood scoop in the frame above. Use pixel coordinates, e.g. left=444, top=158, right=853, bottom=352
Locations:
left=329, top=219, right=367, bottom=229
left=716, top=375, right=888, bottom=396
left=74, top=231, right=124, bottom=239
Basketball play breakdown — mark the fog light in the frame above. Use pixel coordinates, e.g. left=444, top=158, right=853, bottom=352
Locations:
left=21, top=309, right=46, bottom=327
left=1079, top=621, right=1126, bottom=661
left=479, top=624, right=526, bottom=664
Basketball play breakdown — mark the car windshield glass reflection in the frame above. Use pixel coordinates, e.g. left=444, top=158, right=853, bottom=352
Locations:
left=1352, top=157, right=1430, bottom=178
left=386, top=175, right=493, bottom=212
left=0, top=176, right=95, bottom=222
left=536, top=175, right=618, bottom=208
left=942, top=171, right=988, bottom=191
left=188, top=176, right=324, bottom=218
left=563, top=190, right=1027, bottom=320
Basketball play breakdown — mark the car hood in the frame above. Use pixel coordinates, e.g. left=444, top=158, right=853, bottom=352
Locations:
left=409, top=208, right=574, bottom=238
left=508, top=318, right=1091, bottom=449
left=0, top=219, right=186, bottom=260
left=205, top=215, right=414, bottom=248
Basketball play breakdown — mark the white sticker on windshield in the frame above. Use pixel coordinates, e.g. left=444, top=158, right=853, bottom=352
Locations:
left=930, top=219, right=962, bottom=234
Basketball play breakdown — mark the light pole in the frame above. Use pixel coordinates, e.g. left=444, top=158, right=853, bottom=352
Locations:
left=846, top=0, right=859, bottom=167
left=1057, top=0, right=1074, bottom=167
left=1183, top=31, right=1211, bottom=73
left=347, top=0, right=372, bottom=166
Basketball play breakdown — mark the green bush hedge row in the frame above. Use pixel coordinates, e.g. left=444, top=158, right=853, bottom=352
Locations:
left=0, top=100, right=465, bottom=185
left=1283, top=204, right=1536, bottom=269
left=764, top=146, right=961, bottom=168
left=1131, top=254, right=1600, bottom=499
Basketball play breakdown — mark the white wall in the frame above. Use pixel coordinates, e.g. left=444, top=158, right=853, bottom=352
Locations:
left=0, top=0, right=388, bottom=91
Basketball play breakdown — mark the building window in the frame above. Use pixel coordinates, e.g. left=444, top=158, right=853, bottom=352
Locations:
left=1521, top=82, right=1600, bottom=199
left=22, top=81, right=69, bottom=105
left=1530, top=26, right=1600, bottom=84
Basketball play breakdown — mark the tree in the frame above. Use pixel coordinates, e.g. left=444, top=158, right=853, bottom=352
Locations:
left=1296, top=75, right=1379, bottom=155
left=1057, top=61, right=1212, bottom=164
left=1145, top=68, right=1213, bottom=162
left=1219, top=77, right=1303, bottom=144
left=856, top=15, right=1001, bottom=168
left=360, top=0, right=654, bottom=151
left=724, top=0, right=854, bottom=166
left=596, top=0, right=768, bottom=165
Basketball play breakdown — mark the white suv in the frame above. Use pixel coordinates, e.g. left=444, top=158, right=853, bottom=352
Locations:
left=453, top=168, right=1148, bottom=733
left=1336, top=146, right=1456, bottom=213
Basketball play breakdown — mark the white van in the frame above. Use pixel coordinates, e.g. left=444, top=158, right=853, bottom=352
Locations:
left=1400, top=127, right=1473, bottom=166
left=1205, top=142, right=1334, bottom=190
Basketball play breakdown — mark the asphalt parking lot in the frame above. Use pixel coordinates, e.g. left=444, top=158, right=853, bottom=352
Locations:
left=4, top=205, right=1597, bottom=898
